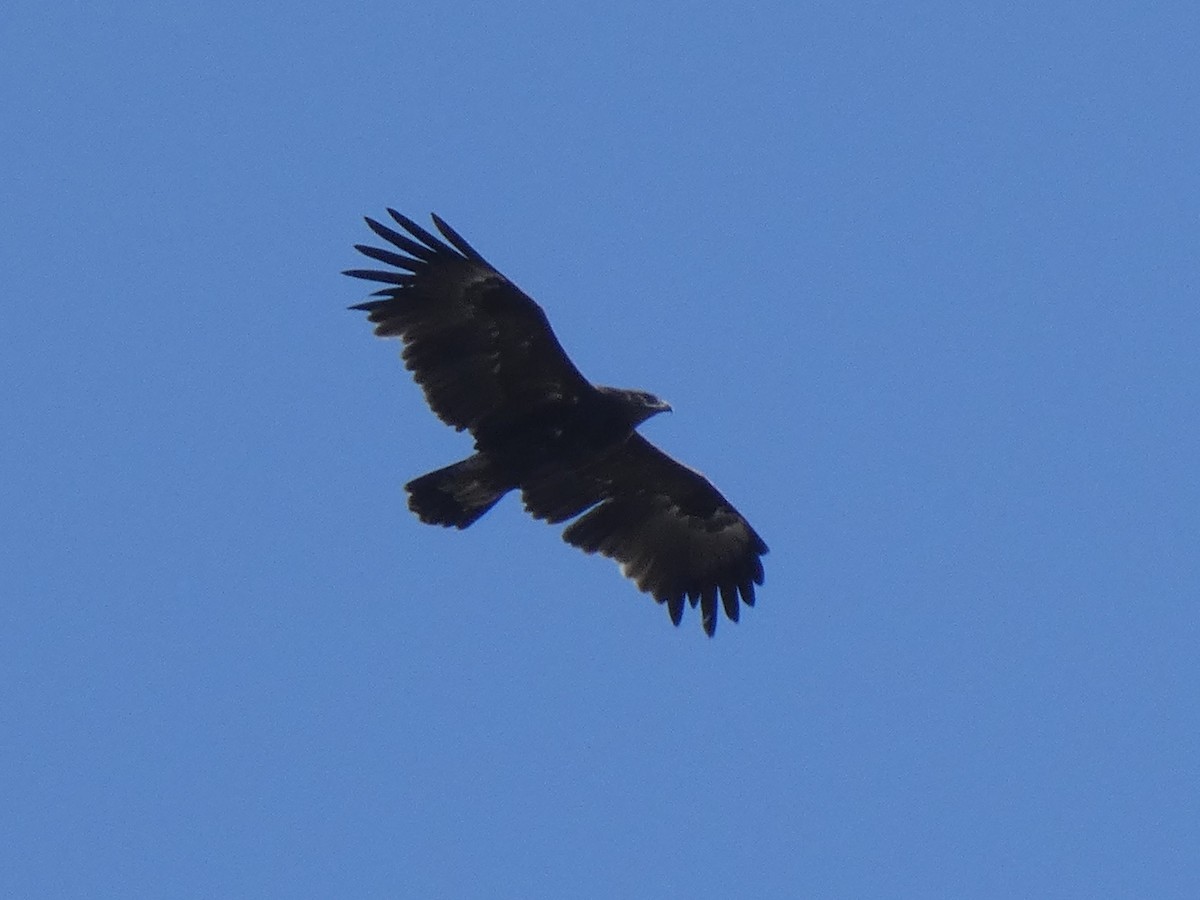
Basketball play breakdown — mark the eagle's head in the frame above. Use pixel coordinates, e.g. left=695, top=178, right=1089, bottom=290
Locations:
left=599, top=386, right=672, bottom=428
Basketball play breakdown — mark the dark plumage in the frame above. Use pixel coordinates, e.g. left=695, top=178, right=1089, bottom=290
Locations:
left=346, top=210, right=767, bottom=635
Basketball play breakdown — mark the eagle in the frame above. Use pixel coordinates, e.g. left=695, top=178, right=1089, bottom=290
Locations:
left=346, top=210, right=767, bottom=635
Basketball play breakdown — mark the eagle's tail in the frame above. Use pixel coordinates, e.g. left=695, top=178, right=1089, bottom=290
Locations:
left=405, top=454, right=513, bottom=529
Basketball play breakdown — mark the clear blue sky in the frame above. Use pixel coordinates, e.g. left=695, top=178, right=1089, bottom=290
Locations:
left=3, top=2, right=1197, bottom=897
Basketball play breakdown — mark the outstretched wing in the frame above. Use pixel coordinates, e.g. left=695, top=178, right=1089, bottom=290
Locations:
left=345, top=211, right=592, bottom=434
left=522, top=435, right=768, bottom=635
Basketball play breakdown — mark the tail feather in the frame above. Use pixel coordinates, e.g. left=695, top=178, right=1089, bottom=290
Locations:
left=405, top=454, right=513, bottom=528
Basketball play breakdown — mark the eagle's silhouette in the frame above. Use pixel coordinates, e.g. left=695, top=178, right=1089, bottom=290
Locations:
left=347, top=211, right=767, bottom=634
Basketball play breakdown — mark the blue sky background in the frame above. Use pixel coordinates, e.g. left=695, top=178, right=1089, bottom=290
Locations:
left=3, top=2, right=1198, bottom=897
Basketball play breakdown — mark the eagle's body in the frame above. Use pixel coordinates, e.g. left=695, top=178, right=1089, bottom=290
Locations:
left=347, top=211, right=767, bottom=634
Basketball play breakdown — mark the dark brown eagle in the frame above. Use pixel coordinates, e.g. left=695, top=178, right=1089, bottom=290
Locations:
left=346, top=210, right=767, bottom=634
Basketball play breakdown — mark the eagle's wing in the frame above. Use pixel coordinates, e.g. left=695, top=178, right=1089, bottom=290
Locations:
left=346, top=211, right=592, bottom=434
left=523, top=434, right=768, bottom=635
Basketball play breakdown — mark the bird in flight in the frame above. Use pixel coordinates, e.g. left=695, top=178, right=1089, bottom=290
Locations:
left=346, top=211, right=767, bottom=634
